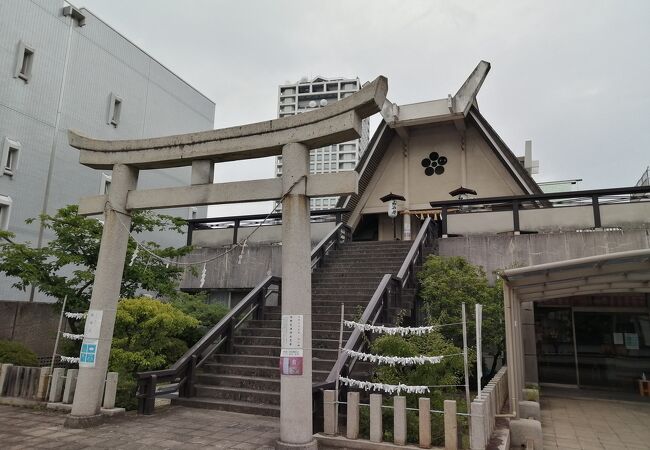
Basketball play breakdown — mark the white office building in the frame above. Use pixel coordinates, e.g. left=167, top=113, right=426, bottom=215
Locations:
left=275, top=76, right=369, bottom=210
left=0, top=0, right=215, bottom=301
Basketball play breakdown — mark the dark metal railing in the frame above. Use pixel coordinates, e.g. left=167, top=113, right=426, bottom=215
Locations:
left=186, top=209, right=349, bottom=246
left=429, top=185, right=650, bottom=236
left=137, top=221, right=352, bottom=415
left=312, top=217, right=437, bottom=431
left=136, top=275, right=281, bottom=414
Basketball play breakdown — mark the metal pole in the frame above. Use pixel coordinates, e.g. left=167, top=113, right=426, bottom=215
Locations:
left=334, top=303, right=345, bottom=435
left=46, top=295, right=67, bottom=400
left=393, top=217, right=397, bottom=240
left=475, top=303, right=483, bottom=398
left=461, top=303, right=472, bottom=437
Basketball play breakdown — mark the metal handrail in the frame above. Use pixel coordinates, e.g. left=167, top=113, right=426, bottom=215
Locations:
left=136, top=275, right=281, bottom=414
left=320, top=217, right=436, bottom=386
left=311, top=223, right=352, bottom=270
left=138, top=221, right=353, bottom=415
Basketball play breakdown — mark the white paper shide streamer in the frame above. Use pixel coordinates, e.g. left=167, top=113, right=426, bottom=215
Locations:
left=62, top=332, right=84, bottom=341
left=339, top=376, right=429, bottom=395
left=344, top=349, right=444, bottom=366
left=343, top=320, right=443, bottom=336
left=59, top=356, right=80, bottom=364
left=64, top=312, right=87, bottom=320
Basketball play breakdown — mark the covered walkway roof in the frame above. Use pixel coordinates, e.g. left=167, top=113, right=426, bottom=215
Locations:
left=500, top=248, right=650, bottom=418
left=500, top=248, right=650, bottom=302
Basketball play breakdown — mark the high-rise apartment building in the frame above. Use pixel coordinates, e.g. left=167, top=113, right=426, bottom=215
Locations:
left=275, top=76, right=369, bottom=210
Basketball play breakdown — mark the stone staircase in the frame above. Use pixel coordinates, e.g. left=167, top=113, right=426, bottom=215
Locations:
left=173, top=240, right=420, bottom=416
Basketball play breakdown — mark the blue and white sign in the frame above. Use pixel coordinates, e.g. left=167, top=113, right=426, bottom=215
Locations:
left=79, top=338, right=99, bottom=367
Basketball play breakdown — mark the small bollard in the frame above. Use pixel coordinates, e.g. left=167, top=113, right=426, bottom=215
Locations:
left=419, top=397, right=432, bottom=448
left=0, top=364, right=12, bottom=396
left=12, top=366, right=24, bottom=397
left=393, top=396, right=407, bottom=445
left=62, top=369, right=78, bottom=404
left=49, top=368, right=65, bottom=403
left=323, top=390, right=336, bottom=435
left=369, top=393, right=383, bottom=443
left=103, top=372, right=119, bottom=409
left=36, top=367, right=50, bottom=400
left=444, top=399, right=457, bottom=450
left=346, top=391, right=360, bottom=440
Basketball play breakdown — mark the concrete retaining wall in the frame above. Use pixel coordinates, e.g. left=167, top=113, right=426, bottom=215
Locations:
left=0, top=301, right=63, bottom=356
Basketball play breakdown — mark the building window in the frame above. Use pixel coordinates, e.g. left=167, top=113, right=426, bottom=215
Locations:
left=100, top=173, right=112, bottom=195
left=14, top=41, right=35, bottom=83
left=0, top=195, right=12, bottom=230
left=1, top=138, right=21, bottom=176
left=107, top=93, right=123, bottom=127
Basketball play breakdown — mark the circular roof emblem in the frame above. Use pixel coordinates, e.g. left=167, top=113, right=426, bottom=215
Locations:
left=421, top=152, right=447, bottom=176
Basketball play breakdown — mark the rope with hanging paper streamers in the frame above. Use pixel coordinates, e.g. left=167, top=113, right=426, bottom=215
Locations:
left=64, top=312, right=87, bottom=320
left=110, top=175, right=308, bottom=271
left=338, top=376, right=430, bottom=395
left=62, top=332, right=84, bottom=341
left=344, top=349, right=452, bottom=366
left=343, top=320, right=462, bottom=336
left=59, top=356, right=80, bottom=364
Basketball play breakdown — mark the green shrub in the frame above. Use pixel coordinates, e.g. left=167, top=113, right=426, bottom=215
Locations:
left=0, top=340, right=39, bottom=366
left=109, top=297, right=199, bottom=410
left=168, top=292, right=229, bottom=345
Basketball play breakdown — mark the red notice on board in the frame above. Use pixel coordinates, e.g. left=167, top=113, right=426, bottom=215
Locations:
left=279, top=349, right=303, bottom=375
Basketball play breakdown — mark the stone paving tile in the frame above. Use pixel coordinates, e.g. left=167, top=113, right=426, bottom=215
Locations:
left=541, top=397, right=650, bottom=450
left=0, top=404, right=279, bottom=449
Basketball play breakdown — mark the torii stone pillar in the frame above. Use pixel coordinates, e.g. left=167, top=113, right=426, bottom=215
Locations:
left=278, top=143, right=315, bottom=448
left=65, top=164, right=138, bottom=427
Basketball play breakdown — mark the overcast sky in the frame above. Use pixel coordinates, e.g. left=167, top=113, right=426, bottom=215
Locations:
left=80, top=0, right=650, bottom=214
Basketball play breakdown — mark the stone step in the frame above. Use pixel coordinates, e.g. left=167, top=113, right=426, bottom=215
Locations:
left=195, top=373, right=280, bottom=391
left=194, top=385, right=280, bottom=405
left=172, top=396, right=280, bottom=417
left=312, top=274, right=385, bottom=282
left=238, top=327, right=351, bottom=341
left=201, top=362, right=280, bottom=378
left=211, top=355, right=337, bottom=371
left=234, top=345, right=338, bottom=359
left=235, top=336, right=340, bottom=349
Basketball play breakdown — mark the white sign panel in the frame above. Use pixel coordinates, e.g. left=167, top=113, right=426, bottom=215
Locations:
left=388, top=200, right=398, bottom=218
left=79, top=338, right=98, bottom=367
left=281, top=315, right=303, bottom=349
left=84, top=309, right=103, bottom=340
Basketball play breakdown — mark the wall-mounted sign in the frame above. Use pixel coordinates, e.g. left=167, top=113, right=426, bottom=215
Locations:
left=79, top=338, right=98, bottom=367
left=279, top=349, right=303, bottom=375
left=281, top=315, right=303, bottom=349
left=421, top=152, right=448, bottom=176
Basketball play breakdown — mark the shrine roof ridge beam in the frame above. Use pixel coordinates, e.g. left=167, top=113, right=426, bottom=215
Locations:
left=78, top=172, right=358, bottom=216
left=69, top=76, right=388, bottom=170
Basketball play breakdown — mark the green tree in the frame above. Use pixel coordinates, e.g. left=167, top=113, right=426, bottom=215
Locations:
left=110, top=297, right=199, bottom=409
left=0, top=205, right=193, bottom=332
left=417, top=255, right=504, bottom=378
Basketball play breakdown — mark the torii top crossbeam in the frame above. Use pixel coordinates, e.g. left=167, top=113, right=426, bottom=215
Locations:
left=69, top=76, right=387, bottom=170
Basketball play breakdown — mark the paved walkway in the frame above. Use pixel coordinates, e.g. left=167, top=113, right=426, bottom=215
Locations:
left=541, top=396, right=650, bottom=450
left=0, top=405, right=279, bottom=449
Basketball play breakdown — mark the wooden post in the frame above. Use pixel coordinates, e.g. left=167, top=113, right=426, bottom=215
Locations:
left=444, top=400, right=458, bottom=450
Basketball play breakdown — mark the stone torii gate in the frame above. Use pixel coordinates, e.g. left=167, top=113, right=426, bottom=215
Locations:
left=64, top=77, right=388, bottom=448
